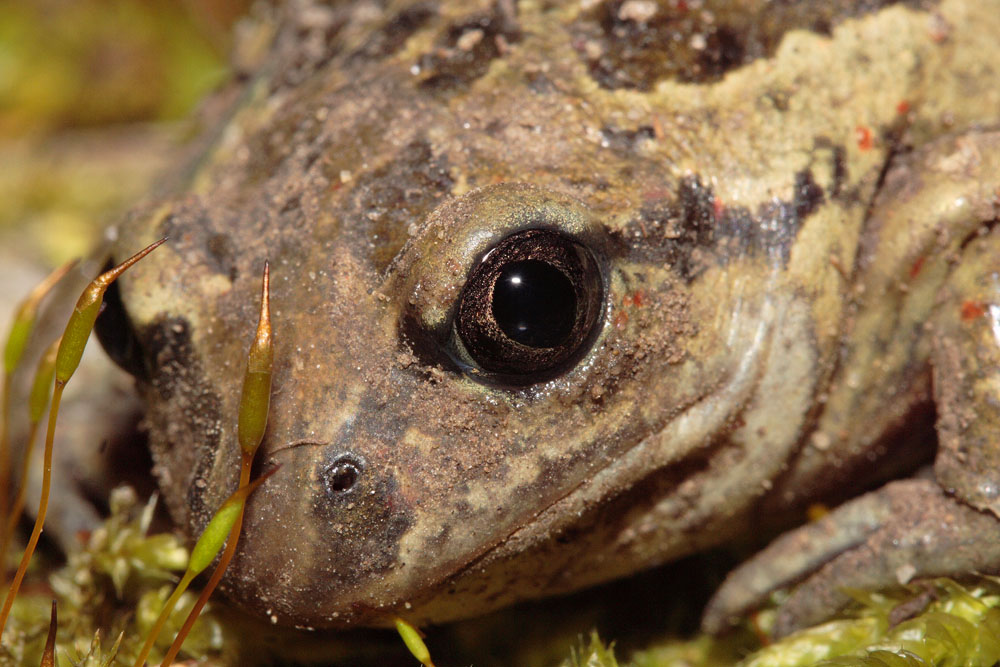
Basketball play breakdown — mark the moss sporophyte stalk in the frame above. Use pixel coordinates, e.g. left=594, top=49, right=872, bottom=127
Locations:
left=0, top=336, right=59, bottom=574
left=0, top=260, right=75, bottom=583
left=39, top=600, right=56, bottom=667
left=395, top=617, right=437, bottom=667
left=133, top=467, right=278, bottom=667
left=0, top=239, right=165, bottom=640
left=0, top=251, right=279, bottom=665
left=159, top=261, right=274, bottom=667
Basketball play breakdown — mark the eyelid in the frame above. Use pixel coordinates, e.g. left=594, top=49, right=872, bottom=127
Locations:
left=388, top=183, right=603, bottom=337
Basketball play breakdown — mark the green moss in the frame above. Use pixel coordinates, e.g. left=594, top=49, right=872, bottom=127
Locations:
left=0, top=0, right=230, bottom=136
left=558, top=578, right=1000, bottom=667
left=19, top=496, right=1000, bottom=666
left=560, top=632, right=623, bottom=667
left=0, top=487, right=234, bottom=666
left=0, top=0, right=246, bottom=263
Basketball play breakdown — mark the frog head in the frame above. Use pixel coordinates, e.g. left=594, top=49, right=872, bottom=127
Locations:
left=93, top=0, right=865, bottom=629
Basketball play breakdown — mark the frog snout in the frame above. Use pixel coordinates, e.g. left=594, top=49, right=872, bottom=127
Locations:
left=232, top=436, right=416, bottom=626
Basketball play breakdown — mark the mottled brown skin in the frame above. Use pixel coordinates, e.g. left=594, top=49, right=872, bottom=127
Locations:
left=88, top=0, right=1000, bottom=635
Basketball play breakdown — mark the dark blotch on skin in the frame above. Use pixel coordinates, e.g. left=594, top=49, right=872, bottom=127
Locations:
left=346, top=140, right=455, bottom=273
left=143, top=316, right=196, bottom=403
left=526, top=70, right=558, bottom=95
left=622, top=171, right=825, bottom=280
left=792, top=169, right=824, bottom=219
left=831, top=145, right=848, bottom=197
left=398, top=310, right=466, bottom=377
left=206, top=232, right=239, bottom=283
left=624, top=177, right=715, bottom=280
left=269, top=4, right=406, bottom=90
left=241, top=103, right=326, bottom=188
left=309, top=449, right=413, bottom=585
left=573, top=0, right=937, bottom=90
left=600, top=125, right=657, bottom=153
left=417, top=0, right=522, bottom=93
left=139, top=315, right=223, bottom=527
left=350, top=3, right=437, bottom=60
left=157, top=208, right=242, bottom=280
left=811, top=137, right=851, bottom=199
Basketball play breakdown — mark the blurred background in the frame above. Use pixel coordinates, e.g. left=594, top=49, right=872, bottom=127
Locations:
left=0, top=0, right=253, bottom=266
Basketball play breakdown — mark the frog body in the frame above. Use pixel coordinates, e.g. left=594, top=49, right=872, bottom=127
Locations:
left=52, top=0, right=1000, bottom=634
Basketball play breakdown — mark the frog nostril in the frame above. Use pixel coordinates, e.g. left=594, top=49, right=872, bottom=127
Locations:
left=325, top=455, right=363, bottom=495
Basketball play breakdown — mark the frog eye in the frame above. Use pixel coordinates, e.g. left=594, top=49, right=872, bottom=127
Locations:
left=452, top=229, right=604, bottom=380
left=95, top=262, right=148, bottom=380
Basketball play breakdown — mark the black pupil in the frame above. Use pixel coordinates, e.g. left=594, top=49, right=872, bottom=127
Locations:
left=491, top=259, right=576, bottom=348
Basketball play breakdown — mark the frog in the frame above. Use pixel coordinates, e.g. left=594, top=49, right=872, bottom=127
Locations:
left=15, top=0, right=1000, bottom=640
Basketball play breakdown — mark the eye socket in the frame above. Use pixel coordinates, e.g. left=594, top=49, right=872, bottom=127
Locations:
left=454, top=229, right=604, bottom=380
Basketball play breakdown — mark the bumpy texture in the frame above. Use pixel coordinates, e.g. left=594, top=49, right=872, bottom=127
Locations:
left=95, top=0, right=1000, bottom=632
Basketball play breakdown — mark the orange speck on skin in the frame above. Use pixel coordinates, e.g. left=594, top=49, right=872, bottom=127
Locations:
left=642, top=187, right=671, bottom=202
left=622, top=291, right=645, bottom=308
left=613, top=311, right=629, bottom=329
left=908, top=255, right=926, bottom=279
left=651, top=114, right=665, bottom=140
left=829, top=255, right=850, bottom=281
left=896, top=100, right=911, bottom=115
left=749, top=612, right=771, bottom=646
left=961, top=300, right=986, bottom=321
left=929, top=23, right=948, bottom=43
left=807, top=503, right=830, bottom=522
left=855, top=125, right=874, bottom=151
left=712, top=196, right=725, bottom=220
